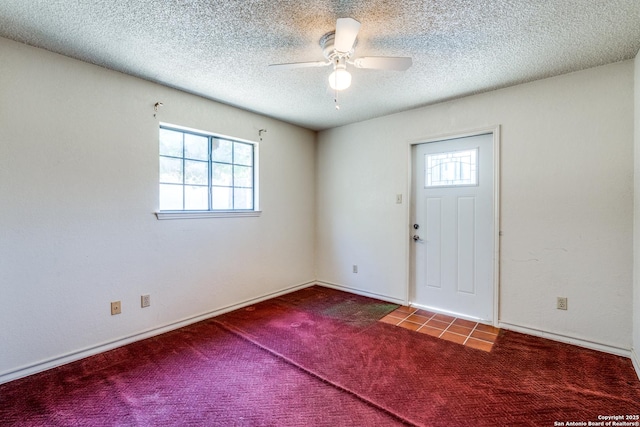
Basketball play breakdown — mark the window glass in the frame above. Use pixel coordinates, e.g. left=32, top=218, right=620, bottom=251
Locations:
left=211, top=187, right=233, bottom=210
left=425, top=148, right=478, bottom=187
left=234, top=188, right=253, bottom=209
left=184, top=134, right=208, bottom=160
left=159, top=157, right=183, bottom=184
left=212, top=139, right=233, bottom=163
left=184, top=160, right=208, bottom=185
left=159, top=129, right=183, bottom=157
left=235, top=143, right=253, bottom=166
left=234, top=165, right=253, bottom=188
left=159, top=126, right=255, bottom=211
left=185, top=186, right=209, bottom=210
left=212, top=164, right=232, bottom=187
left=159, top=184, right=183, bottom=210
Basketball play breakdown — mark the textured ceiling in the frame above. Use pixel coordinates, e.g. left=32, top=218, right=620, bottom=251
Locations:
left=1, top=1, right=639, bottom=131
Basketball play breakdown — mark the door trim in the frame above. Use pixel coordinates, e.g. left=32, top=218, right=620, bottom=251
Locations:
left=406, top=126, right=501, bottom=326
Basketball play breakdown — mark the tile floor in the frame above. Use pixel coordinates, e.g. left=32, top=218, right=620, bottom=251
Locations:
left=380, top=306, right=500, bottom=352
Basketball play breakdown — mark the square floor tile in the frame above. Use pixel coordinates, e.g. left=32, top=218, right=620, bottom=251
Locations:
left=440, top=331, right=467, bottom=345
left=417, top=326, right=442, bottom=337
left=425, top=319, right=449, bottom=330
left=394, top=306, right=416, bottom=314
left=452, top=318, right=477, bottom=328
left=415, top=309, right=436, bottom=317
left=447, top=324, right=473, bottom=336
left=386, top=311, right=408, bottom=319
left=406, top=314, right=430, bottom=324
left=398, top=320, right=422, bottom=331
left=380, top=315, right=401, bottom=325
left=433, top=313, right=455, bottom=323
left=475, top=324, right=500, bottom=334
left=471, top=330, right=497, bottom=343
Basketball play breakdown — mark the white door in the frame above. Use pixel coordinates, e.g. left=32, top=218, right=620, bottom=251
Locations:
left=411, top=133, right=494, bottom=321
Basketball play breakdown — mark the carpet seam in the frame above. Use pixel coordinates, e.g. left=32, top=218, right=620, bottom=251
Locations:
left=211, top=320, right=421, bottom=427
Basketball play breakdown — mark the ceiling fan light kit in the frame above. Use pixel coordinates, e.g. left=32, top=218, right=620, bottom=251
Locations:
left=328, top=59, right=352, bottom=91
left=270, top=17, right=412, bottom=103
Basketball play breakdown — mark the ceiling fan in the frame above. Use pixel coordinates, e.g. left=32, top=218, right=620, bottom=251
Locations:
left=269, top=18, right=412, bottom=98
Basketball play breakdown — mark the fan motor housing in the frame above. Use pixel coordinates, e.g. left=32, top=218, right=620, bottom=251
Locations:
left=320, top=32, right=356, bottom=60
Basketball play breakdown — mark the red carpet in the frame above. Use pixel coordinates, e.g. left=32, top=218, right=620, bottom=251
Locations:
left=215, top=286, right=640, bottom=426
left=0, top=319, right=406, bottom=426
left=2, top=285, right=639, bottom=426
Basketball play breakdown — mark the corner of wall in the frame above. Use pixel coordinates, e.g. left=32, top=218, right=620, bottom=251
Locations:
left=312, top=130, right=320, bottom=281
left=633, top=48, right=640, bottom=380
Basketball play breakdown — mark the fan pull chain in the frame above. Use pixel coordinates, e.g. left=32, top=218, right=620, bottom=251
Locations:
left=334, top=88, right=340, bottom=110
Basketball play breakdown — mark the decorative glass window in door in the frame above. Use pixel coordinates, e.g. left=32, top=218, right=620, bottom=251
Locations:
left=425, top=148, right=478, bottom=187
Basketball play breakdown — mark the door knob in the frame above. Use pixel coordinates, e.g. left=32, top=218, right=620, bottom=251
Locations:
left=412, top=235, right=423, bottom=242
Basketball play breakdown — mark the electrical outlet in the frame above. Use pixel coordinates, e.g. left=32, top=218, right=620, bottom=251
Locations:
left=141, top=294, right=150, bottom=308
left=111, top=301, right=121, bottom=315
left=352, top=265, right=358, bottom=273
left=557, top=297, right=568, bottom=310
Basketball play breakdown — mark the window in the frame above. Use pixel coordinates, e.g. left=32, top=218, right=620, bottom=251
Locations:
left=158, top=126, right=258, bottom=217
left=425, top=148, right=478, bottom=187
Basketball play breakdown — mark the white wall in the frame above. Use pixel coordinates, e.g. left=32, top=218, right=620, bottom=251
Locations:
left=0, top=37, right=316, bottom=382
left=317, top=61, right=634, bottom=351
left=633, top=50, right=640, bottom=375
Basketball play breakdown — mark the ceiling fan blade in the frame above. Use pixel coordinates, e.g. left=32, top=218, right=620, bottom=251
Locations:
left=269, top=61, right=330, bottom=70
left=334, top=18, right=361, bottom=52
left=352, top=56, right=413, bottom=71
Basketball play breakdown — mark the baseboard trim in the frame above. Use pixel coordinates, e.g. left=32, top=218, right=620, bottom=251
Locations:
left=316, top=280, right=407, bottom=305
left=4, top=281, right=636, bottom=385
left=0, top=280, right=315, bottom=385
left=631, top=348, right=640, bottom=381
left=499, top=321, right=632, bottom=358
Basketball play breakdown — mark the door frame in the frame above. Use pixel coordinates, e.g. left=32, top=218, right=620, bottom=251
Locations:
left=406, top=126, right=501, bottom=326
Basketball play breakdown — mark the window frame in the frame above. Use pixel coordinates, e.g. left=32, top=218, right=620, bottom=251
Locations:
left=155, top=123, right=260, bottom=220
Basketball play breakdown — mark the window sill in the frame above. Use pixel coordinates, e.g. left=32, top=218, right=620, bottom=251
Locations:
left=155, top=210, right=262, bottom=220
